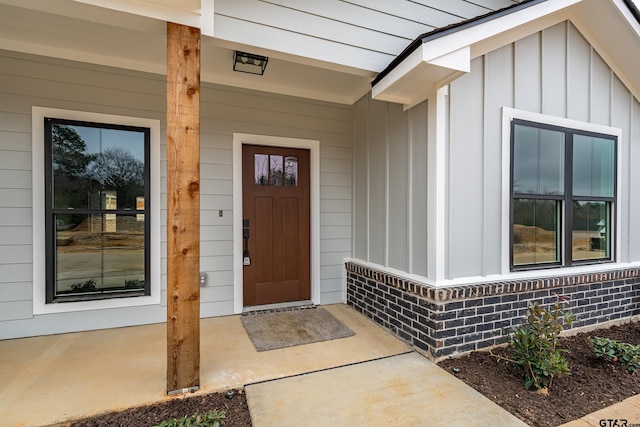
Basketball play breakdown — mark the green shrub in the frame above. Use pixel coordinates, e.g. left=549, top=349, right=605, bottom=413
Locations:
left=155, top=409, right=225, bottom=427
left=494, top=297, right=574, bottom=390
left=590, top=336, right=640, bottom=373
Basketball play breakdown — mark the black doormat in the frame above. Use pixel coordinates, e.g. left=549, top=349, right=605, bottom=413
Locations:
left=241, top=307, right=355, bottom=352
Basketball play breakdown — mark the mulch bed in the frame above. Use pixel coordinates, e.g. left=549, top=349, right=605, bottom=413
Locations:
left=69, top=389, right=251, bottom=427
left=438, top=321, right=640, bottom=427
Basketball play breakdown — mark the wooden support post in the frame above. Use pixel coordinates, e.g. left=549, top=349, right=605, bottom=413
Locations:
left=166, top=22, right=201, bottom=395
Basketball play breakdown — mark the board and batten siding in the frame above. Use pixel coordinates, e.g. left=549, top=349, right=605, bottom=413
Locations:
left=352, top=96, right=429, bottom=277
left=214, top=0, right=516, bottom=73
left=0, top=49, right=352, bottom=338
left=445, top=21, right=640, bottom=280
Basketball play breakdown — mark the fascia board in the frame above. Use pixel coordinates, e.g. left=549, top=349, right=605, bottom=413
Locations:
left=372, top=44, right=470, bottom=107
left=372, top=48, right=424, bottom=100
left=426, top=45, right=471, bottom=73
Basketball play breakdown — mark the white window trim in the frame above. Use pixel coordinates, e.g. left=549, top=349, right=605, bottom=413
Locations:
left=501, top=107, right=622, bottom=276
left=232, top=133, right=321, bottom=314
left=32, top=107, right=161, bottom=314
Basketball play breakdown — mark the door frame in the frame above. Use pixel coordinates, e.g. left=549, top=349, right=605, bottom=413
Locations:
left=232, top=133, right=320, bottom=313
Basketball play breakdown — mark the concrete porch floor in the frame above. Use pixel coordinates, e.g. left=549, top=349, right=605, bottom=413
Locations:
left=0, top=304, right=412, bottom=427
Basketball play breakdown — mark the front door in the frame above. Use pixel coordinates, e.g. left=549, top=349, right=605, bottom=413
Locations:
left=242, top=144, right=310, bottom=306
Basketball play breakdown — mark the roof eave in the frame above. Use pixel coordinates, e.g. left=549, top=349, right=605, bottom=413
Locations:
left=371, top=0, right=590, bottom=108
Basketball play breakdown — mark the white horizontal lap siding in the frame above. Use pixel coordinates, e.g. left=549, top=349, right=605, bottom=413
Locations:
left=345, top=0, right=479, bottom=28
left=265, top=0, right=436, bottom=40
left=214, top=0, right=420, bottom=71
left=214, top=0, right=515, bottom=72
left=198, top=126, right=234, bottom=316
left=445, top=21, right=640, bottom=280
left=0, top=50, right=166, bottom=337
left=0, top=71, right=34, bottom=321
left=217, top=0, right=409, bottom=54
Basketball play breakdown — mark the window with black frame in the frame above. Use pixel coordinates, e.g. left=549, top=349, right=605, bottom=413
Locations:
left=44, top=118, right=150, bottom=302
left=511, top=119, right=616, bottom=270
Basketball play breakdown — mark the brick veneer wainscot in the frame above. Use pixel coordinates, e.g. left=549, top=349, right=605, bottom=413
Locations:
left=345, top=261, right=640, bottom=359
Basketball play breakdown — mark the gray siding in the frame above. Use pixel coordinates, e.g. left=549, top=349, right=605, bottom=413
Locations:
left=483, top=44, right=514, bottom=276
left=352, top=96, right=429, bottom=276
left=445, top=21, right=640, bottom=279
left=630, top=100, right=640, bottom=261
left=448, top=58, right=484, bottom=278
left=408, top=103, right=429, bottom=276
left=353, top=20, right=640, bottom=282
left=0, top=49, right=352, bottom=337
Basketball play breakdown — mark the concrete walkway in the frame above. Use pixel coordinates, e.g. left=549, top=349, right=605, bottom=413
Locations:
left=246, top=352, right=528, bottom=427
left=0, top=304, right=409, bottom=426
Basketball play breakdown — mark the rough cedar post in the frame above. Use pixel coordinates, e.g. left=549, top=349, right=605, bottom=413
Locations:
left=166, top=22, right=201, bottom=394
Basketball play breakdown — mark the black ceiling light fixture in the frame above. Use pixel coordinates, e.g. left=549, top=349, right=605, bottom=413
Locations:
left=233, top=51, right=268, bottom=75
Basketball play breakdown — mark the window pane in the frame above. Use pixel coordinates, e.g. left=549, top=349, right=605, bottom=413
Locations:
left=284, top=156, right=298, bottom=186
left=513, top=199, right=560, bottom=266
left=54, top=213, right=145, bottom=296
left=255, top=154, right=269, bottom=185
left=52, top=124, right=146, bottom=210
left=513, top=124, right=564, bottom=195
left=51, top=124, right=94, bottom=209
left=270, top=155, right=283, bottom=186
left=573, top=135, right=615, bottom=197
left=572, top=201, right=610, bottom=261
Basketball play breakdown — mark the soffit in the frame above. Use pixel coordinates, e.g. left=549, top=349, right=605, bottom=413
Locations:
left=0, top=0, right=372, bottom=104
left=0, top=0, right=524, bottom=105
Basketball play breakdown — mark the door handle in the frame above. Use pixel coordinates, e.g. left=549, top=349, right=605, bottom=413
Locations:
left=243, top=219, right=251, bottom=265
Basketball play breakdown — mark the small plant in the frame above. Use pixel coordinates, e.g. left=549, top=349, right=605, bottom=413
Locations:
left=155, top=409, right=226, bottom=427
left=69, top=279, right=96, bottom=292
left=590, top=336, right=640, bottom=373
left=493, top=296, right=574, bottom=390
left=124, top=279, right=145, bottom=289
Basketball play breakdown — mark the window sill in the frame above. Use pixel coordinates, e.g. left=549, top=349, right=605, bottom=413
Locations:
left=34, top=292, right=160, bottom=315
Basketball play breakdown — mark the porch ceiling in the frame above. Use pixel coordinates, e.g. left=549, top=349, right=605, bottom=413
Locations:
left=0, top=0, right=373, bottom=105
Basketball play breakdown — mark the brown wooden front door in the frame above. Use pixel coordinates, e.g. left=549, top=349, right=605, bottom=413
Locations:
left=242, top=144, right=310, bottom=307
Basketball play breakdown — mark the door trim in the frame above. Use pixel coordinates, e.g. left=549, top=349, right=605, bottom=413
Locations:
left=232, top=133, right=320, bottom=314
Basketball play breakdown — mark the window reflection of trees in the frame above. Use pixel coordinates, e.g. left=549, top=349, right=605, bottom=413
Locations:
left=254, top=154, right=298, bottom=187
left=50, top=124, right=146, bottom=297
left=52, top=125, right=145, bottom=211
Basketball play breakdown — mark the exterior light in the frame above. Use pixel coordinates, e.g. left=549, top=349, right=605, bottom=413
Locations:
left=233, top=51, right=268, bottom=75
